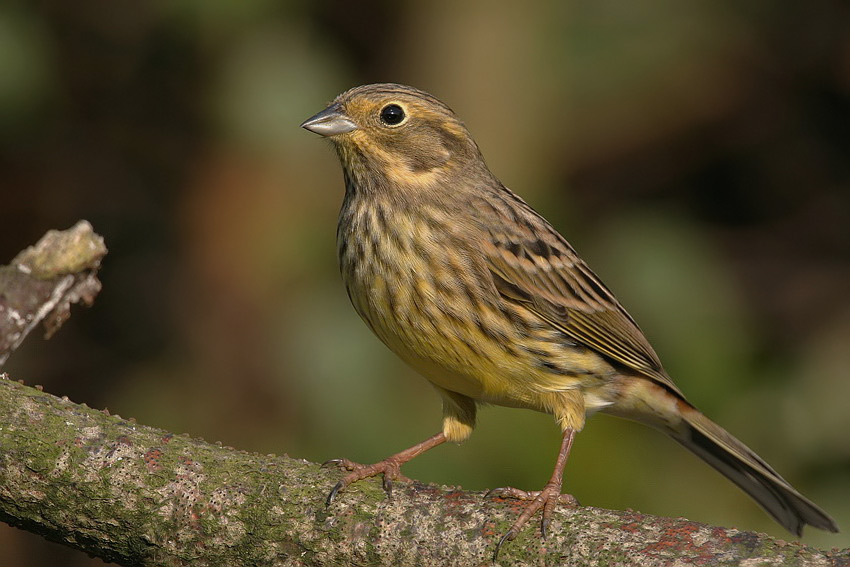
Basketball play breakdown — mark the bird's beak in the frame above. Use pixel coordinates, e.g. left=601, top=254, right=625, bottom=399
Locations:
left=300, top=103, right=357, bottom=137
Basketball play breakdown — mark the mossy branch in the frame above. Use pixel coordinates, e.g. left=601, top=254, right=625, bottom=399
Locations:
left=0, top=378, right=846, bottom=566
left=0, top=224, right=846, bottom=566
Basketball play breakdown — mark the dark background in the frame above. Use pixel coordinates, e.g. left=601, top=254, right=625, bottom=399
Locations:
left=1, top=1, right=848, bottom=564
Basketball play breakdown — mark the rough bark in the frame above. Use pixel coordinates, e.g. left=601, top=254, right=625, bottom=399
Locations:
left=1, top=377, right=846, bottom=566
left=0, top=224, right=846, bottom=566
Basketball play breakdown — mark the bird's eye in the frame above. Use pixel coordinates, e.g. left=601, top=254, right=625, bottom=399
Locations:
left=379, top=104, right=405, bottom=126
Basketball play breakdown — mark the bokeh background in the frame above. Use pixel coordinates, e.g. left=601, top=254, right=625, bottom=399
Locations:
left=1, top=1, right=849, bottom=564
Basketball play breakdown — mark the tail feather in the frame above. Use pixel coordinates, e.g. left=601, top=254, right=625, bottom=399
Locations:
left=677, top=408, right=838, bottom=535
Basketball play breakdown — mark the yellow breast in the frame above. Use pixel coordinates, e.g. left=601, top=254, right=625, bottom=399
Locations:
left=337, top=194, right=616, bottom=414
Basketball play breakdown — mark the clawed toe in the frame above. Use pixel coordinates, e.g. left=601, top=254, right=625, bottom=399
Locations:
left=326, top=480, right=345, bottom=506
left=322, top=456, right=413, bottom=505
left=321, top=432, right=448, bottom=507
left=490, top=483, right=574, bottom=561
left=494, top=528, right=518, bottom=559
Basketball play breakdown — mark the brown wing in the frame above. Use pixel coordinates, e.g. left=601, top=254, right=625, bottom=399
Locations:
left=480, top=189, right=683, bottom=396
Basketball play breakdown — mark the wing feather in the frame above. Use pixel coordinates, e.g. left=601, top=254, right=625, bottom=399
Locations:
left=481, top=189, right=682, bottom=395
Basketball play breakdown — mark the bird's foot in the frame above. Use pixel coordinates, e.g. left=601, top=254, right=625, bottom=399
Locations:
left=321, top=457, right=413, bottom=505
left=487, top=483, right=578, bottom=559
left=321, top=432, right=447, bottom=506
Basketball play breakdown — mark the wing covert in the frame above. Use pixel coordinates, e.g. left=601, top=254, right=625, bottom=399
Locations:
left=482, top=202, right=681, bottom=395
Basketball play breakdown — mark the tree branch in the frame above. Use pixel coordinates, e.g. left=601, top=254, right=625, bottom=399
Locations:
left=1, top=378, right=845, bottom=566
left=0, top=220, right=106, bottom=366
left=0, top=225, right=846, bottom=566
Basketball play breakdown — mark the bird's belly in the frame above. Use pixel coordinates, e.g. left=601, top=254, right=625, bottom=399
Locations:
left=396, top=336, right=619, bottom=417
left=346, top=272, right=616, bottom=411
left=350, top=285, right=495, bottom=399
left=339, top=223, right=619, bottom=414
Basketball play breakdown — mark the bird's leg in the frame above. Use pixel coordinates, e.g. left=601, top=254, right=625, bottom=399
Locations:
left=489, top=428, right=577, bottom=558
left=323, top=431, right=446, bottom=505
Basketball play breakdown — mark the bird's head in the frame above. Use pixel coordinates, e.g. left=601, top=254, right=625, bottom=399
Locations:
left=301, top=83, right=487, bottom=191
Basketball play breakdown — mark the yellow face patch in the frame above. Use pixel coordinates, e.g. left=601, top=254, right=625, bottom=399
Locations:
left=331, top=90, right=475, bottom=187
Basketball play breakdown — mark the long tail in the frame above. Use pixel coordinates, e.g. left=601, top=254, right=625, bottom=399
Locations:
left=675, top=406, right=838, bottom=535
left=605, top=379, right=838, bottom=535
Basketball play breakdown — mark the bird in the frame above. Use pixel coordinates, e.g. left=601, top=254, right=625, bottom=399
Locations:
left=300, top=83, right=838, bottom=557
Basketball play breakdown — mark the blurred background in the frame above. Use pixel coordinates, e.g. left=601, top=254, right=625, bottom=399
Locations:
left=1, top=1, right=848, bottom=564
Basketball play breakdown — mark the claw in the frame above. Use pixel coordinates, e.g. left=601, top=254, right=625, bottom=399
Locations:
left=493, top=528, right=517, bottom=562
left=489, top=486, right=574, bottom=557
left=326, top=480, right=344, bottom=506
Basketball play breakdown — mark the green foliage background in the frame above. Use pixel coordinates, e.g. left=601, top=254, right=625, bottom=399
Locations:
left=1, top=1, right=848, bottom=564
